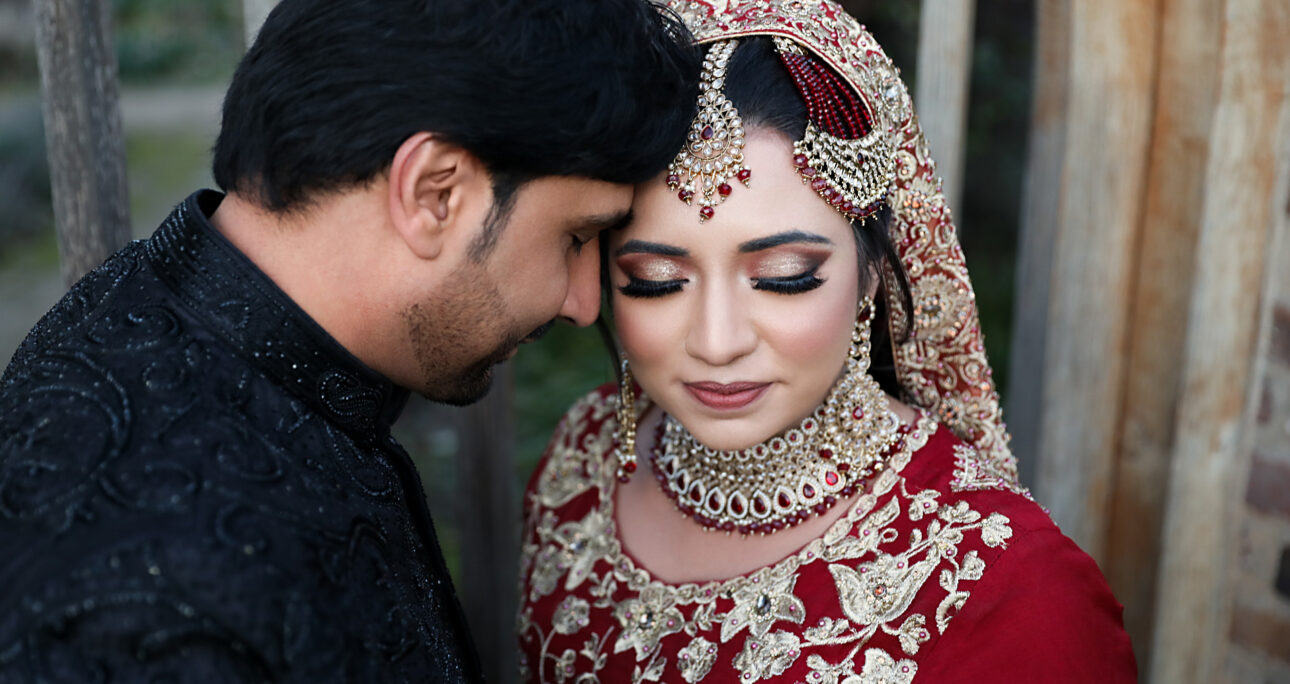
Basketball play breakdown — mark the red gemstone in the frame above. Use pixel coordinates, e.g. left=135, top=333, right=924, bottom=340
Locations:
left=801, top=166, right=817, bottom=178
left=718, top=183, right=733, bottom=197
left=771, top=520, right=786, bottom=530
left=814, top=503, right=828, bottom=514
left=777, top=492, right=793, bottom=508
left=689, top=488, right=703, bottom=503
left=810, top=178, right=828, bottom=191
left=623, top=461, right=637, bottom=473
left=666, top=174, right=680, bottom=186
left=838, top=463, right=851, bottom=472
left=738, top=524, right=752, bottom=535
left=752, top=497, right=769, bottom=515
left=788, top=433, right=798, bottom=442
left=679, top=189, right=694, bottom=202
left=701, top=125, right=715, bottom=140
left=699, top=206, right=715, bottom=220
left=823, top=188, right=838, bottom=200
left=802, top=484, right=816, bottom=498
left=792, top=153, right=809, bottom=168
left=825, top=471, right=840, bottom=486
left=824, top=495, right=837, bottom=506
left=804, top=420, right=814, bottom=430
left=736, top=169, right=752, bottom=182
left=731, top=498, right=745, bottom=515
left=707, top=492, right=722, bottom=509
left=841, top=202, right=855, bottom=214
left=819, top=449, right=833, bottom=460
left=721, top=521, right=736, bottom=532
left=852, top=408, right=864, bottom=419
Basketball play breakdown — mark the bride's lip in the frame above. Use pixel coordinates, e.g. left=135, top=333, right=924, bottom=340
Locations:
left=684, top=382, right=771, bottom=411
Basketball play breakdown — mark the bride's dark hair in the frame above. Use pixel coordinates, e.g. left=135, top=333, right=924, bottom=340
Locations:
left=601, top=37, right=915, bottom=398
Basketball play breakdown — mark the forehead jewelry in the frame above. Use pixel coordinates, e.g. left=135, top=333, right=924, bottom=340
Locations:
left=666, top=39, right=751, bottom=223
left=774, top=37, right=896, bottom=221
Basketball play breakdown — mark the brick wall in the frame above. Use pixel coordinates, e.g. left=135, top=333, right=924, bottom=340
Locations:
left=1226, top=201, right=1290, bottom=682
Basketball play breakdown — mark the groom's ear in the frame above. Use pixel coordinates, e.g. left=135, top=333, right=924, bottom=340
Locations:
left=387, top=132, right=492, bottom=261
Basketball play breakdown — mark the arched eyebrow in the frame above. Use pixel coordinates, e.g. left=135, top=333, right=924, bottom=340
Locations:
left=738, top=230, right=833, bottom=253
left=613, top=239, right=689, bottom=258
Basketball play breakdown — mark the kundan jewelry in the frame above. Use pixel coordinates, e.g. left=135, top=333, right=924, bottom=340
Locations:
left=650, top=297, right=909, bottom=535
left=666, top=39, right=751, bottom=223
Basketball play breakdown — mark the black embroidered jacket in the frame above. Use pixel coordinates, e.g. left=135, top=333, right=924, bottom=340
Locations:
left=0, top=191, right=483, bottom=683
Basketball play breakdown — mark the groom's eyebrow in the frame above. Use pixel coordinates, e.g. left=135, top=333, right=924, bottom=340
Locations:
left=572, top=209, right=633, bottom=234
left=613, top=239, right=688, bottom=258
left=739, top=230, right=833, bottom=253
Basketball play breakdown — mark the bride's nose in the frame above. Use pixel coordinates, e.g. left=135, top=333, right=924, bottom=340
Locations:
left=684, top=283, right=757, bottom=366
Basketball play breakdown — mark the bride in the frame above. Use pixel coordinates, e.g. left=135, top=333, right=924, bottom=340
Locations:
left=517, top=1, right=1136, bottom=681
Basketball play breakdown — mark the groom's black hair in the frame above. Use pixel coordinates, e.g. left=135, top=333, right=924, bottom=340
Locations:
left=213, top=0, right=700, bottom=223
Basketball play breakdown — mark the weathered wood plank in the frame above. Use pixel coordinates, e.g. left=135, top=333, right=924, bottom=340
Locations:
left=33, top=0, right=130, bottom=287
left=1102, top=0, right=1224, bottom=673
left=1149, top=0, right=1290, bottom=680
left=454, top=364, right=519, bottom=684
left=1032, top=0, right=1159, bottom=561
left=914, top=0, right=975, bottom=220
left=1006, top=0, right=1071, bottom=487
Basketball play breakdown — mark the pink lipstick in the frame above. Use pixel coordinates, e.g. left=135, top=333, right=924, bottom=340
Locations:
left=684, top=381, right=770, bottom=411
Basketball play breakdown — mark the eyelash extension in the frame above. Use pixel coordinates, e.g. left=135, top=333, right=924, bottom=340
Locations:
left=618, top=277, right=687, bottom=299
left=752, top=268, right=825, bottom=295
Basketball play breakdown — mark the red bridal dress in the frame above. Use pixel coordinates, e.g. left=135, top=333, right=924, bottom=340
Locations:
left=517, top=386, right=1137, bottom=683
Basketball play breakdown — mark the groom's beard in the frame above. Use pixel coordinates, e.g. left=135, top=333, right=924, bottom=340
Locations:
left=403, top=272, right=527, bottom=407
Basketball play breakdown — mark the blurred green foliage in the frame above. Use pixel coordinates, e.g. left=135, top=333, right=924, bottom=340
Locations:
left=112, top=0, right=242, bottom=84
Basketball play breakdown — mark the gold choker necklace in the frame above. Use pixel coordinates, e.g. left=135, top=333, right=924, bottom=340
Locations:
left=647, top=299, right=907, bottom=535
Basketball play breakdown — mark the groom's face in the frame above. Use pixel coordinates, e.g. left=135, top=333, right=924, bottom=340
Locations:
left=404, top=176, right=632, bottom=404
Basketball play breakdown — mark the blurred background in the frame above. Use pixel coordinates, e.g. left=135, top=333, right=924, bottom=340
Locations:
left=3, top=1, right=1288, bottom=682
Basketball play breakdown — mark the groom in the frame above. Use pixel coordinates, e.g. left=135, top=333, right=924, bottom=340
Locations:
left=0, top=0, right=697, bottom=681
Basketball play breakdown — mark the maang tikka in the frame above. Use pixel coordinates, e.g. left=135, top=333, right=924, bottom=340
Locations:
left=666, top=39, right=750, bottom=223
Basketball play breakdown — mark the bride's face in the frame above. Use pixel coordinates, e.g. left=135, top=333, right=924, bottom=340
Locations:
left=611, top=128, right=866, bottom=451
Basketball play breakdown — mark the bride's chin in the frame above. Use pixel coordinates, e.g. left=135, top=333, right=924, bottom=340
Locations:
left=677, top=420, right=786, bottom=453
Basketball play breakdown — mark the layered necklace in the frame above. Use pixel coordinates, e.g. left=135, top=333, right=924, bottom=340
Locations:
left=647, top=299, right=910, bottom=535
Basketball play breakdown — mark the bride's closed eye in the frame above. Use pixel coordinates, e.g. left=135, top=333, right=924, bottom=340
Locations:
left=750, top=252, right=826, bottom=295
left=617, top=257, right=689, bottom=298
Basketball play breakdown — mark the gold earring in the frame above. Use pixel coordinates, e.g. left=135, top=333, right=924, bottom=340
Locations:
left=614, top=359, right=639, bottom=483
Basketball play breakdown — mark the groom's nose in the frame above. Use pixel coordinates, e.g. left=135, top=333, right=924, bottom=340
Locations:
left=558, top=236, right=602, bottom=327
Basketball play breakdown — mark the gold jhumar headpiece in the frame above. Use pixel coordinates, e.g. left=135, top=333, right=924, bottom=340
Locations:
left=660, top=0, right=1018, bottom=481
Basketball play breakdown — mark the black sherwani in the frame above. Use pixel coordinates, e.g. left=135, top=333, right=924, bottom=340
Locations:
left=0, top=191, right=483, bottom=682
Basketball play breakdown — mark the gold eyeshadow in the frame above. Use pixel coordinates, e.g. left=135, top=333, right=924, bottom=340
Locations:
left=751, top=251, right=821, bottom=279
left=617, top=256, right=686, bottom=281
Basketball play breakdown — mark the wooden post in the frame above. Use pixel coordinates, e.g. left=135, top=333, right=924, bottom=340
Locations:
left=914, top=0, right=975, bottom=220
left=1149, top=1, right=1290, bottom=680
left=242, top=0, right=277, bottom=49
left=33, top=0, right=130, bottom=287
left=1006, top=0, right=1070, bottom=487
left=454, top=364, right=519, bottom=684
left=1027, top=0, right=1160, bottom=561
left=1102, top=0, right=1224, bottom=668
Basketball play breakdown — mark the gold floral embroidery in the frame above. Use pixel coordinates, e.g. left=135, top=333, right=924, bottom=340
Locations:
left=720, top=568, right=806, bottom=642
left=950, top=443, right=1033, bottom=499
left=553, top=596, right=591, bottom=635
left=614, top=584, right=686, bottom=660
left=732, top=630, right=802, bottom=681
left=677, top=636, right=718, bottom=683
left=519, top=389, right=1018, bottom=683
